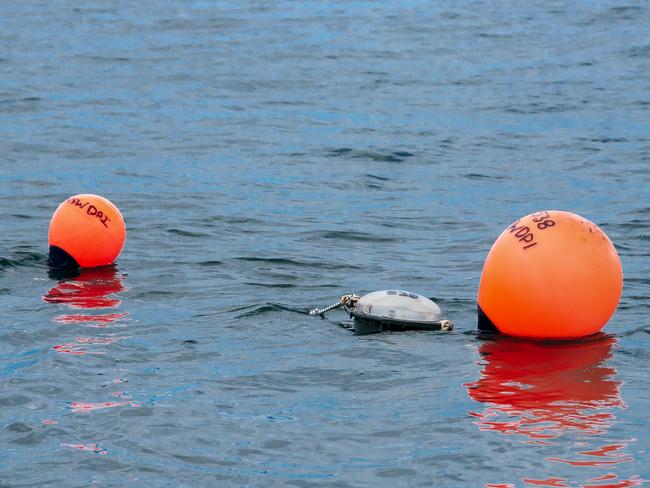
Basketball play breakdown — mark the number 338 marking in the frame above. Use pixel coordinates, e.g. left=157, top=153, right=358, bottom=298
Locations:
left=531, top=211, right=556, bottom=230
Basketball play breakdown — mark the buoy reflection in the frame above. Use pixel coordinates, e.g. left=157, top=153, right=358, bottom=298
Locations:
left=69, top=401, right=139, bottom=413
left=467, top=336, right=623, bottom=438
left=44, top=266, right=132, bottom=455
left=60, top=443, right=108, bottom=455
left=44, top=266, right=127, bottom=327
left=466, top=336, right=645, bottom=488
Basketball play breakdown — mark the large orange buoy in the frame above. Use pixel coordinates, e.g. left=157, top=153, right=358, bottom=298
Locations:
left=48, top=194, right=126, bottom=269
left=478, top=211, right=622, bottom=339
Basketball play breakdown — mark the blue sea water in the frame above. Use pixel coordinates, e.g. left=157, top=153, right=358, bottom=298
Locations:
left=1, top=1, right=649, bottom=486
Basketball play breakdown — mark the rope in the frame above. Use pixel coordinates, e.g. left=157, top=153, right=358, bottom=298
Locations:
left=309, top=294, right=359, bottom=317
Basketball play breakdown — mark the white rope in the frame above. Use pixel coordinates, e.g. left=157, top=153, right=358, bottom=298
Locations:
left=309, top=294, right=359, bottom=317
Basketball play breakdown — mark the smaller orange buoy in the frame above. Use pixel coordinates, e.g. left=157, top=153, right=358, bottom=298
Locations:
left=48, top=194, right=126, bottom=269
left=478, top=211, right=622, bottom=339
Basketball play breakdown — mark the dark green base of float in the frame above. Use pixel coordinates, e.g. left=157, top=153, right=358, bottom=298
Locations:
left=47, top=245, right=79, bottom=271
left=477, top=304, right=500, bottom=335
left=352, top=316, right=446, bottom=335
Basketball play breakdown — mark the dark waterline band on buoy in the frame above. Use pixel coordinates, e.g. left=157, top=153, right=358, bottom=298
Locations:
left=47, top=245, right=80, bottom=270
left=477, top=304, right=499, bottom=334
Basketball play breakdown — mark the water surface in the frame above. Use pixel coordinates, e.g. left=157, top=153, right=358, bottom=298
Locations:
left=1, top=1, right=649, bottom=486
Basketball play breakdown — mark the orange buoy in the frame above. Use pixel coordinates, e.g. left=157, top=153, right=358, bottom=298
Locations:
left=48, top=194, right=126, bottom=269
left=477, top=211, right=622, bottom=339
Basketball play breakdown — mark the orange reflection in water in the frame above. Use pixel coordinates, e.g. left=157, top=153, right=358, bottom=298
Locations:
left=583, top=474, right=646, bottom=488
left=52, top=336, right=126, bottom=355
left=60, top=443, right=108, bottom=455
left=522, top=478, right=569, bottom=487
left=465, top=336, right=646, bottom=488
left=69, top=401, right=140, bottom=413
left=45, top=267, right=132, bottom=456
left=467, top=336, right=623, bottom=438
left=44, top=266, right=128, bottom=327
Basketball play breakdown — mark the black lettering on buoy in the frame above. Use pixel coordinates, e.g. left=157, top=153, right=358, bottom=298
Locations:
left=518, top=232, right=534, bottom=243
left=509, top=220, right=538, bottom=250
left=514, top=226, right=534, bottom=243
left=536, top=220, right=555, bottom=230
left=508, top=220, right=522, bottom=232
left=68, top=198, right=89, bottom=210
left=532, top=211, right=555, bottom=230
left=66, top=199, right=111, bottom=227
left=514, top=226, right=530, bottom=238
